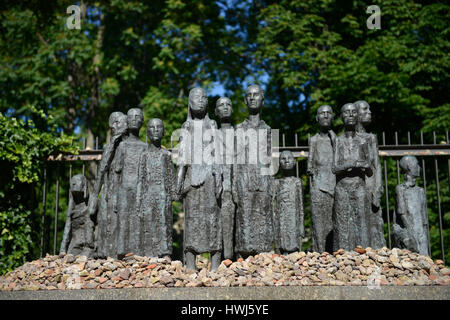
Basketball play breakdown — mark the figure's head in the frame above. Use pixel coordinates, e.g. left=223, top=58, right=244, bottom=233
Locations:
left=280, top=150, right=295, bottom=171
left=109, top=112, right=127, bottom=136
left=109, top=112, right=123, bottom=129
left=127, top=108, right=144, bottom=131
left=70, top=174, right=86, bottom=194
left=116, top=113, right=128, bottom=136
left=354, top=100, right=372, bottom=126
left=245, top=84, right=264, bottom=112
left=341, top=103, right=358, bottom=127
left=147, top=118, right=165, bottom=143
left=188, top=87, right=208, bottom=117
left=215, top=97, right=233, bottom=121
left=316, top=105, right=334, bottom=128
left=399, top=156, right=421, bottom=178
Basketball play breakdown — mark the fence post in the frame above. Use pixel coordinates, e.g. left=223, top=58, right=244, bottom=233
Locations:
left=433, top=132, right=445, bottom=263
left=53, top=163, right=60, bottom=255
left=382, top=132, right=391, bottom=249
left=40, top=165, right=47, bottom=258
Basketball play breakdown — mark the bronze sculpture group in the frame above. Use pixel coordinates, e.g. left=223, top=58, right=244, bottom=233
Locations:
left=61, top=85, right=431, bottom=269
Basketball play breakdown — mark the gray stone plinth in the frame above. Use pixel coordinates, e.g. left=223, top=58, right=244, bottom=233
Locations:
left=0, top=286, right=448, bottom=300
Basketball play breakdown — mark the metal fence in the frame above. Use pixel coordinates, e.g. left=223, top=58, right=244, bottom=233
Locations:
left=40, top=130, right=450, bottom=263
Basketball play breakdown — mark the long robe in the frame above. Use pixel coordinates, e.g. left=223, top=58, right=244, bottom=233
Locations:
left=136, top=147, right=175, bottom=257
left=393, top=183, right=429, bottom=256
left=179, top=118, right=222, bottom=254
left=273, top=176, right=304, bottom=253
left=96, top=141, right=121, bottom=258
left=114, top=137, right=147, bottom=256
left=332, top=134, right=371, bottom=251
left=67, top=202, right=95, bottom=257
left=233, top=119, right=274, bottom=255
left=307, top=132, right=335, bottom=253
left=358, top=132, right=386, bottom=248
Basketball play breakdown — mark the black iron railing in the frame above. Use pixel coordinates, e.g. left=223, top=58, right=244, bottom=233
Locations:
left=40, top=130, right=449, bottom=263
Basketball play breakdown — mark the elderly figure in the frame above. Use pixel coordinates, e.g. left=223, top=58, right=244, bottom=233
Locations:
left=176, top=87, right=222, bottom=271
left=88, top=111, right=127, bottom=258
left=233, top=84, right=274, bottom=259
left=332, top=103, right=371, bottom=251
left=354, top=100, right=386, bottom=249
left=274, top=151, right=305, bottom=255
left=307, top=105, right=336, bottom=253
left=136, top=119, right=176, bottom=258
left=60, top=174, right=95, bottom=257
left=215, top=97, right=236, bottom=260
left=393, top=156, right=430, bottom=256
left=114, top=108, right=148, bottom=258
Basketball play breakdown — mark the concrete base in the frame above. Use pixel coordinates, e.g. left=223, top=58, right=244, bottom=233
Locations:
left=0, top=286, right=448, bottom=300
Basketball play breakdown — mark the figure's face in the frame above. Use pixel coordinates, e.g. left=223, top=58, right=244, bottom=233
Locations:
left=356, top=102, right=372, bottom=125
left=409, top=158, right=421, bottom=177
left=316, top=105, right=334, bottom=128
left=245, top=86, right=264, bottom=111
left=147, top=119, right=164, bottom=142
left=342, top=104, right=358, bottom=126
left=189, top=89, right=208, bottom=114
left=216, top=98, right=232, bottom=119
left=109, top=112, right=121, bottom=135
left=280, top=152, right=295, bottom=170
left=127, top=109, right=144, bottom=131
left=116, top=114, right=128, bottom=135
left=71, top=176, right=85, bottom=193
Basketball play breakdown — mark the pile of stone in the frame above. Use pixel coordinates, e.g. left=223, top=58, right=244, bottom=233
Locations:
left=1, top=247, right=449, bottom=291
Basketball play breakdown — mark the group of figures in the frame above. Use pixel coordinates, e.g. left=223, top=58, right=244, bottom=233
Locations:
left=307, top=102, right=430, bottom=256
left=60, top=85, right=431, bottom=271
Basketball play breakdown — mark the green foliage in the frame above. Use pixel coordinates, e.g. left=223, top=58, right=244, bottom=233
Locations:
left=0, top=109, right=75, bottom=274
left=253, top=0, right=449, bottom=140
left=0, top=206, right=31, bottom=274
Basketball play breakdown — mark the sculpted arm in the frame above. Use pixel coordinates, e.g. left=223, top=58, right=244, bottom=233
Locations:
left=135, top=153, right=146, bottom=218
left=297, top=179, right=305, bottom=238
left=166, top=152, right=177, bottom=201
left=272, top=181, right=280, bottom=252
left=60, top=194, right=73, bottom=254
left=373, top=135, right=383, bottom=206
left=331, top=138, right=352, bottom=174
left=211, top=121, right=223, bottom=199
left=176, top=123, right=188, bottom=197
left=421, top=188, right=429, bottom=230
left=395, top=185, right=407, bottom=226
left=307, top=136, right=315, bottom=176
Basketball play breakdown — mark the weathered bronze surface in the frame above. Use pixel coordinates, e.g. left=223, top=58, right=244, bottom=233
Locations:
left=393, top=156, right=430, bottom=256
left=60, top=174, right=95, bottom=257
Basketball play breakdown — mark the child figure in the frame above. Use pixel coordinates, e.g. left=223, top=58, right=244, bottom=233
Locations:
left=60, top=174, right=95, bottom=257
left=393, top=156, right=430, bottom=256
left=274, top=150, right=305, bottom=255
left=136, top=118, right=176, bottom=258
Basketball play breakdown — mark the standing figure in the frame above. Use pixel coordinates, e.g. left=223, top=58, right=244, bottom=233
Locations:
left=215, top=97, right=236, bottom=260
left=307, top=105, right=336, bottom=253
left=136, top=119, right=176, bottom=258
left=233, top=84, right=274, bottom=259
left=393, top=156, right=430, bottom=256
left=176, top=88, right=222, bottom=271
left=88, top=111, right=127, bottom=258
left=114, top=108, right=147, bottom=258
left=332, top=103, right=371, bottom=251
left=354, top=100, right=386, bottom=249
left=60, top=174, right=95, bottom=257
left=274, top=151, right=305, bottom=255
